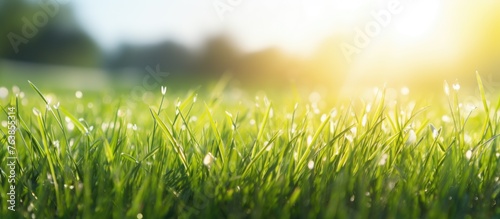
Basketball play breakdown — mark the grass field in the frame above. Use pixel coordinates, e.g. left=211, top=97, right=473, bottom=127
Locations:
left=1, top=74, right=500, bottom=218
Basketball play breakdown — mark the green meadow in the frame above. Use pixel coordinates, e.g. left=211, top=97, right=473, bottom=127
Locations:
left=1, top=74, right=500, bottom=218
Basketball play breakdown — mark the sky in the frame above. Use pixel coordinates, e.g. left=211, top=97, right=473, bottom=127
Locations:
left=71, top=0, right=439, bottom=54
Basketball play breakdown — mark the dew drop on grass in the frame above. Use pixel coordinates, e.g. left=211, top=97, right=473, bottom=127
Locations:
left=401, top=87, right=410, bottom=95
left=442, top=115, right=451, bottom=123
left=101, top=123, right=109, bottom=131
left=0, top=87, right=8, bottom=99
left=190, top=116, right=198, bottom=122
left=430, top=124, right=440, bottom=139
left=27, top=203, right=34, bottom=212
left=75, top=91, right=83, bottom=99
left=444, top=81, right=450, bottom=96
left=406, top=130, right=417, bottom=145
left=137, top=213, right=143, bottom=219
left=331, top=109, right=337, bottom=118
left=67, top=122, right=75, bottom=131
left=466, top=150, right=473, bottom=160
left=117, top=109, right=125, bottom=117
left=33, top=108, right=41, bottom=116
left=350, top=127, right=357, bottom=136
left=309, top=92, right=321, bottom=104
left=12, top=86, right=20, bottom=94
left=464, top=134, right=472, bottom=144
left=203, top=153, right=215, bottom=167
left=53, top=140, right=60, bottom=150
left=320, top=114, right=328, bottom=122
left=308, top=160, right=314, bottom=170
left=345, top=134, right=354, bottom=143
left=362, top=114, right=368, bottom=127
left=307, top=135, right=313, bottom=145
left=378, top=154, right=388, bottom=166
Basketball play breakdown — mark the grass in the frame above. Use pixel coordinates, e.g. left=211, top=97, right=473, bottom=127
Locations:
left=1, top=74, right=500, bottom=218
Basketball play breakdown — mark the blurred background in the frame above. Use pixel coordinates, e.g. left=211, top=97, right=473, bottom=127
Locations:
left=0, top=0, right=499, bottom=95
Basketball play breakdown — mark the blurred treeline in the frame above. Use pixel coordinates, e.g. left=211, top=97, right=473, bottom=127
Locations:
left=0, top=1, right=349, bottom=89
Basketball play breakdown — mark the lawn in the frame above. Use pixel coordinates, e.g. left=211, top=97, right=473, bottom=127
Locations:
left=1, top=75, right=500, bottom=218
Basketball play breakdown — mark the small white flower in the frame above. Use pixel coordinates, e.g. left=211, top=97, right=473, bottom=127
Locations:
left=452, top=82, right=460, bottom=91
left=161, top=86, right=167, bottom=95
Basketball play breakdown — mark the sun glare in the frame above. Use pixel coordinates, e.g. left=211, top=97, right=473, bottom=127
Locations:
left=333, top=0, right=365, bottom=10
left=392, top=0, right=441, bottom=41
